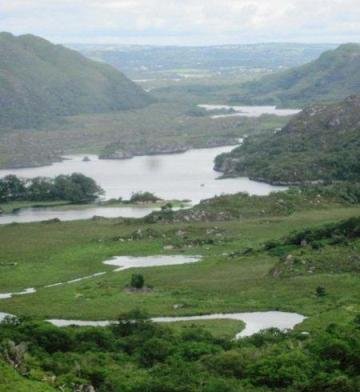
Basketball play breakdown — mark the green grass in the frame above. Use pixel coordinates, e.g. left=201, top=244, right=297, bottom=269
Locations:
left=168, top=319, right=245, bottom=339
left=0, top=205, right=359, bottom=334
left=0, top=360, right=56, bottom=392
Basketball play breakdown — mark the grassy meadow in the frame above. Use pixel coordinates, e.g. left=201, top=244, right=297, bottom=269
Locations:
left=0, top=202, right=359, bottom=335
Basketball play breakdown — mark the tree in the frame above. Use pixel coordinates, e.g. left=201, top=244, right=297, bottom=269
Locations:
left=53, top=173, right=103, bottom=203
left=0, top=175, right=26, bottom=202
left=26, top=177, right=54, bottom=201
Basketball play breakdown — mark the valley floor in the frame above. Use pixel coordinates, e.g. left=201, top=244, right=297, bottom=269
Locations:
left=0, top=204, right=359, bottom=334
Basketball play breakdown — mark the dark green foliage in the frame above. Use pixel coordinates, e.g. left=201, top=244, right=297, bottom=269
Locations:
left=0, top=173, right=103, bottom=203
left=147, top=184, right=360, bottom=224
left=0, top=32, right=153, bottom=129
left=269, top=217, right=360, bottom=277
left=1, top=315, right=359, bottom=391
left=0, top=175, right=26, bottom=202
left=316, top=286, right=326, bottom=297
left=130, top=192, right=161, bottom=203
left=216, top=96, right=360, bottom=183
left=281, top=217, right=360, bottom=246
left=130, top=274, right=145, bottom=289
left=231, top=43, right=360, bottom=107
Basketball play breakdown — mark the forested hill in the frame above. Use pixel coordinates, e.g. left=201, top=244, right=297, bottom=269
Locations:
left=230, top=43, right=360, bottom=107
left=215, top=95, right=360, bottom=184
left=0, top=32, right=153, bottom=129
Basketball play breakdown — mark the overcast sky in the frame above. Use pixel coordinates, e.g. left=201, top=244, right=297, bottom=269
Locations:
left=2, top=0, right=360, bottom=45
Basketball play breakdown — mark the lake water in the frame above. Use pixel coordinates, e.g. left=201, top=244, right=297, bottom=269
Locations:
left=199, top=104, right=301, bottom=119
left=103, top=255, right=201, bottom=271
left=45, top=311, right=306, bottom=339
left=0, top=288, right=36, bottom=300
left=0, top=206, right=157, bottom=224
left=0, top=146, right=286, bottom=224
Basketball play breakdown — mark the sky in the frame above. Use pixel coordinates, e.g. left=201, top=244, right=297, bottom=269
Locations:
left=1, top=0, right=360, bottom=46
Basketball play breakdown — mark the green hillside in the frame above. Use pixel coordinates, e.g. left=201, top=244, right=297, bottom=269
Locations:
left=215, top=95, right=360, bottom=184
left=230, top=44, right=360, bottom=107
left=0, top=359, right=55, bottom=392
left=0, top=32, right=153, bottom=129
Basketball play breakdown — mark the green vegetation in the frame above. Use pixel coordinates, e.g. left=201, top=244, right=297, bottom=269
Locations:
left=0, top=184, right=359, bottom=390
left=0, top=32, right=152, bottom=130
left=130, top=274, right=145, bottom=289
left=0, top=101, right=288, bottom=169
left=267, top=216, right=360, bottom=277
left=0, top=312, right=359, bottom=391
left=0, top=187, right=359, bottom=321
left=0, top=359, right=55, bottom=392
left=215, top=96, right=360, bottom=183
left=130, top=192, right=161, bottom=204
left=0, top=174, right=103, bottom=204
left=230, top=44, right=360, bottom=107
left=147, top=183, right=360, bottom=223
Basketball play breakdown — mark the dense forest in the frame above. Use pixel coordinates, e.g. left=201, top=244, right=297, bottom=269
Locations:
left=1, top=311, right=359, bottom=392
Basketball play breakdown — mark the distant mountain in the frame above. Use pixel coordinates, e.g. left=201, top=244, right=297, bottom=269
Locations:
left=230, top=44, right=360, bottom=107
left=215, top=95, right=360, bottom=184
left=0, top=32, right=153, bottom=129
left=71, top=43, right=337, bottom=72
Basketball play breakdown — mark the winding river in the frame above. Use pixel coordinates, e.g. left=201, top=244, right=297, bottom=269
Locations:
left=0, top=311, right=305, bottom=339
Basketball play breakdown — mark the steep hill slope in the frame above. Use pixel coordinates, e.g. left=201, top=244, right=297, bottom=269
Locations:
left=230, top=44, right=360, bottom=107
left=215, top=95, right=360, bottom=184
left=0, top=32, right=153, bottom=129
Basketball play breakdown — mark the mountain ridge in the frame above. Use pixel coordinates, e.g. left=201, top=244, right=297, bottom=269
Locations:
left=229, top=43, right=360, bottom=107
left=0, top=32, right=153, bottom=129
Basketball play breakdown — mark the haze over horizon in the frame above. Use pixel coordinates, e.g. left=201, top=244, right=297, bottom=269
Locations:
left=2, top=0, right=360, bottom=46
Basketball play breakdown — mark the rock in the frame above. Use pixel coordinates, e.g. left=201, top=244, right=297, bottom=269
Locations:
left=300, top=239, right=308, bottom=247
left=285, top=254, right=294, bottom=265
left=82, top=156, right=91, bottom=162
left=164, top=245, right=174, bottom=250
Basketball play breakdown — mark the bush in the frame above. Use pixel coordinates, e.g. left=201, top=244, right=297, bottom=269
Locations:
left=130, top=192, right=161, bottom=203
left=316, top=286, right=326, bottom=297
left=130, top=274, right=145, bottom=289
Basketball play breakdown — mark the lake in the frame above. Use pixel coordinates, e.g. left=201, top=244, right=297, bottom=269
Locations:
left=198, top=104, right=301, bottom=118
left=0, top=146, right=286, bottom=224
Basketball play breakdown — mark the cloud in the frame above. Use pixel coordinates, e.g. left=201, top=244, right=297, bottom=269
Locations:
left=1, top=0, right=360, bottom=44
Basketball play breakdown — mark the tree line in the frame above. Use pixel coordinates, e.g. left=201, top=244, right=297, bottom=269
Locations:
left=0, top=173, right=103, bottom=204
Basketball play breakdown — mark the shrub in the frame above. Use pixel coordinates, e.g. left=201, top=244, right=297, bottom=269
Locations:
left=130, top=192, right=161, bottom=203
left=130, top=274, right=145, bottom=289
